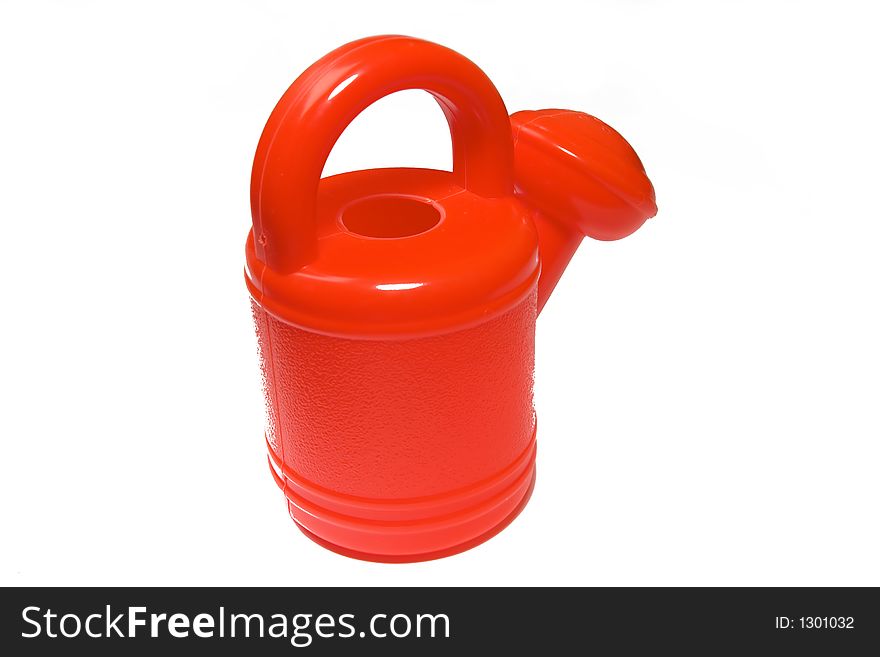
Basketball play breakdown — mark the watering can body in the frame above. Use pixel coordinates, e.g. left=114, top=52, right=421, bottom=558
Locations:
left=246, top=36, right=656, bottom=561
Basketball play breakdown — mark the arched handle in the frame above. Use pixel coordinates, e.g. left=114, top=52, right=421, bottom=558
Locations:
left=251, top=35, right=515, bottom=273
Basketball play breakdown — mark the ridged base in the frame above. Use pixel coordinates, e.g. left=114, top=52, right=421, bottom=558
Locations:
left=267, top=427, right=537, bottom=562
left=292, top=470, right=536, bottom=563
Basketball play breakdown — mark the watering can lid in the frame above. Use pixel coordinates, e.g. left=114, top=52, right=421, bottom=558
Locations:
left=246, top=166, right=541, bottom=340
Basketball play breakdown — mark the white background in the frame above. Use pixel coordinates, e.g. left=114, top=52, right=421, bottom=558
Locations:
left=1, top=0, right=878, bottom=586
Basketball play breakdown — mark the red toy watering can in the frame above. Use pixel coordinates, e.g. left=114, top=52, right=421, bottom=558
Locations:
left=246, top=35, right=656, bottom=561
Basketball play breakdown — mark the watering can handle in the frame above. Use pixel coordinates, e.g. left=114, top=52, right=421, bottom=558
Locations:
left=250, top=35, right=515, bottom=273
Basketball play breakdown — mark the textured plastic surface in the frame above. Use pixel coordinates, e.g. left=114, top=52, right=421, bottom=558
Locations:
left=245, top=35, right=657, bottom=561
left=253, top=293, right=536, bottom=561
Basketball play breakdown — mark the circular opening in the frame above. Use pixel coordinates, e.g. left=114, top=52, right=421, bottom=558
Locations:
left=341, top=195, right=441, bottom=239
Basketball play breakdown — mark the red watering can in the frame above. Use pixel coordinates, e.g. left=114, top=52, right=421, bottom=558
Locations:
left=246, top=35, right=656, bottom=561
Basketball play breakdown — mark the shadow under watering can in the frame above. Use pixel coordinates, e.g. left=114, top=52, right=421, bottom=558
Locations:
left=246, top=35, right=656, bottom=562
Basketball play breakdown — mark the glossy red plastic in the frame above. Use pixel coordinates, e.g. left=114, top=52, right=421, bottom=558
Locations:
left=246, top=35, right=656, bottom=561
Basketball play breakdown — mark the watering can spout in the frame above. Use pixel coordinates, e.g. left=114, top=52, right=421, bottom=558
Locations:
left=510, top=110, right=657, bottom=313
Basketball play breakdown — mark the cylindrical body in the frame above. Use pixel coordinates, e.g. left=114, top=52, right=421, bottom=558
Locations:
left=244, top=35, right=541, bottom=560
left=251, top=289, right=537, bottom=561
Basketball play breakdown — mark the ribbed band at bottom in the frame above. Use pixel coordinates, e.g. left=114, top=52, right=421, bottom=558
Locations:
left=267, top=427, right=537, bottom=562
